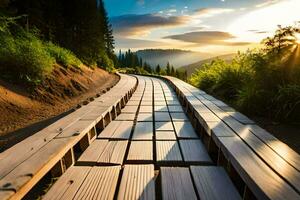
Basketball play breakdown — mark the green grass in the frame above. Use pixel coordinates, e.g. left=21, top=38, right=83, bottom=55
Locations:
left=45, top=42, right=82, bottom=69
left=0, top=16, right=85, bottom=85
left=189, top=50, right=300, bottom=121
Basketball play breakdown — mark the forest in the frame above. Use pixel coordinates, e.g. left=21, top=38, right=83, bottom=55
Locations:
left=189, top=25, right=300, bottom=122
left=0, top=0, right=115, bottom=84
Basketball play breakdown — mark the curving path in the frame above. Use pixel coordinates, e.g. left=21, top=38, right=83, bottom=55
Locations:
left=43, top=75, right=241, bottom=200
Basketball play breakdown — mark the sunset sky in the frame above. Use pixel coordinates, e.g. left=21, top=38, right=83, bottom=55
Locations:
left=105, top=0, right=300, bottom=55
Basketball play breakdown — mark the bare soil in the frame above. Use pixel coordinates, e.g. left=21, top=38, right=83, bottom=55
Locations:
left=0, top=64, right=119, bottom=151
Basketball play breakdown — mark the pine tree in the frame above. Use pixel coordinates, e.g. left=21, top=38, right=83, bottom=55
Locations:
left=156, top=64, right=161, bottom=74
left=171, top=66, right=175, bottom=76
left=166, top=62, right=171, bottom=75
left=99, top=0, right=115, bottom=56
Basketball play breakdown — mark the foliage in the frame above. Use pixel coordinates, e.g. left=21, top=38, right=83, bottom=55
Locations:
left=11, top=0, right=116, bottom=69
left=45, top=42, right=82, bottom=69
left=0, top=16, right=54, bottom=84
left=189, top=25, right=300, bottom=121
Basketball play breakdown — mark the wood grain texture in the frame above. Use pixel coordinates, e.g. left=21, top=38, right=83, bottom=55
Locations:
left=139, top=106, right=153, bottom=113
left=156, top=141, right=183, bottom=162
left=190, top=166, right=241, bottom=200
left=155, top=105, right=168, bottom=112
left=97, top=140, right=128, bottom=165
left=43, top=166, right=92, bottom=200
left=132, top=122, right=153, bottom=141
left=155, top=112, right=171, bottom=122
left=155, top=131, right=177, bottom=140
left=137, top=113, right=153, bottom=122
left=77, top=140, right=109, bottom=163
left=98, top=121, right=133, bottom=139
left=170, top=112, right=189, bottom=121
left=160, top=167, right=197, bottom=200
left=127, top=141, right=153, bottom=162
left=179, top=140, right=212, bottom=163
left=122, top=105, right=139, bottom=113
left=173, top=122, right=198, bottom=139
left=155, top=122, right=174, bottom=131
left=117, top=165, right=155, bottom=200
left=73, top=166, right=120, bottom=200
left=115, top=113, right=136, bottom=121
left=168, top=106, right=184, bottom=113
left=218, top=136, right=300, bottom=200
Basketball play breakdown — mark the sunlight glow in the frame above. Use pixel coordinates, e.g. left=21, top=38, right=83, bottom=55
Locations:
left=296, top=34, right=300, bottom=44
left=228, top=0, right=300, bottom=43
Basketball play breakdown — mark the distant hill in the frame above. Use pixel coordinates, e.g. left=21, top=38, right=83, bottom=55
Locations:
left=180, top=53, right=236, bottom=76
left=136, top=49, right=212, bottom=69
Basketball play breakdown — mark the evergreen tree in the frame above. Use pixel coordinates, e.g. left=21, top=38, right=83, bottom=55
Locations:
left=155, top=64, right=161, bottom=74
left=171, top=66, right=175, bottom=76
left=99, top=0, right=115, bottom=56
left=166, top=62, right=171, bottom=75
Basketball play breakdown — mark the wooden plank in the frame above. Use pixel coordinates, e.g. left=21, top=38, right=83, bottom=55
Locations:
left=166, top=100, right=180, bottom=105
left=227, top=111, right=255, bottom=124
left=155, top=112, right=171, bottom=122
left=179, top=140, right=212, bottom=163
left=173, top=122, right=199, bottom=139
left=141, top=100, right=153, bottom=106
left=248, top=124, right=300, bottom=171
left=139, top=106, right=153, bottom=113
left=73, top=166, right=120, bottom=200
left=127, top=141, right=153, bottom=162
left=205, top=121, right=236, bottom=137
left=155, top=122, right=174, bottom=131
left=233, top=128, right=300, bottom=192
left=98, top=121, right=133, bottom=140
left=155, top=101, right=167, bottom=106
left=217, top=136, right=300, bottom=200
left=190, top=166, right=241, bottom=200
left=122, top=105, right=139, bottom=113
left=77, top=140, right=109, bottom=164
left=156, top=141, right=183, bottom=162
left=155, top=105, right=168, bottom=112
left=160, top=167, right=197, bottom=200
left=156, top=131, right=177, bottom=140
left=0, top=137, right=75, bottom=200
left=126, top=100, right=141, bottom=106
left=170, top=112, right=189, bottom=121
left=168, top=106, right=184, bottom=113
left=117, top=165, right=155, bottom=200
left=115, top=113, right=136, bottom=121
left=137, top=113, right=153, bottom=122
left=132, top=122, right=153, bottom=141
left=97, top=140, right=128, bottom=165
left=43, top=166, right=92, bottom=200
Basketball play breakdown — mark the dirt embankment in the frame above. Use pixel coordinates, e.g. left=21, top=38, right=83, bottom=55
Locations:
left=0, top=65, right=119, bottom=150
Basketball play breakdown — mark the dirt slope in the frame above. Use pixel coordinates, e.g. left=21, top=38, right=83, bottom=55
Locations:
left=0, top=64, right=119, bottom=148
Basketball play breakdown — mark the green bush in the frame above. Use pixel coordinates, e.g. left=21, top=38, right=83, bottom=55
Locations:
left=189, top=48, right=300, bottom=121
left=45, top=42, right=82, bottom=69
left=0, top=26, right=54, bottom=84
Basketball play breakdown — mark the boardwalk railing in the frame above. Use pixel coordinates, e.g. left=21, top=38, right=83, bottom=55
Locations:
left=0, top=73, right=137, bottom=200
left=163, top=76, right=300, bottom=199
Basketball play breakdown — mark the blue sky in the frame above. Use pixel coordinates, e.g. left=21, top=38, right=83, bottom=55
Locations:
left=104, top=0, right=300, bottom=55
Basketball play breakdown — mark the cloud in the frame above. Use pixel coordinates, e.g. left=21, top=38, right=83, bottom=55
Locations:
left=255, top=0, right=281, bottom=8
left=164, top=31, right=251, bottom=46
left=115, top=38, right=167, bottom=50
left=193, top=8, right=235, bottom=18
left=111, top=14, right=188, bottom=36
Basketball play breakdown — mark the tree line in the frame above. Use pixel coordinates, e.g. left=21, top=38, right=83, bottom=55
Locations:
left=3, top=0, right=116, bottom=68
left=118, top=49, right=188, bottom=80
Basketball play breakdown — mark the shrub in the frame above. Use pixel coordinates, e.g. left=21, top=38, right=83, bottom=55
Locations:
left=0, top=25, right=54, bottom=84
left=45, top=42, right=82, bottom=69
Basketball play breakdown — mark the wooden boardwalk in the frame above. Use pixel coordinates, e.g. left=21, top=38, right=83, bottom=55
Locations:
left=1, top=74, right=300, bottom=199
left=43, top=75, right=240, bottom=200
